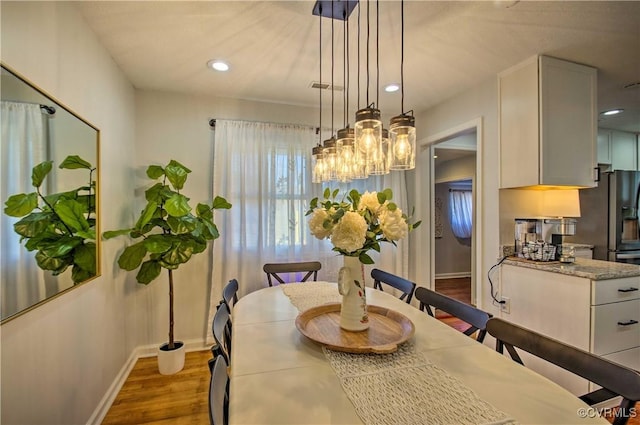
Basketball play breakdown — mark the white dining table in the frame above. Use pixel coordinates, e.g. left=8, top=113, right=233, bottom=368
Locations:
left=229, top=282, right=608, bottom=425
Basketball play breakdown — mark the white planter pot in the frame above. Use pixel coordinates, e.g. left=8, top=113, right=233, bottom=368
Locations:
left=157, top=341, right=185, bottom=375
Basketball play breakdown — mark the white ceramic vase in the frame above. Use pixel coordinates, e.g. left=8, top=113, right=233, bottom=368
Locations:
left=157, top=341, right=185, bottom=375
left=338, top=256, right=369, bottom=331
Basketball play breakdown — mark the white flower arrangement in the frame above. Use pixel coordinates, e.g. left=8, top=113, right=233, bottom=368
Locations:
left=306, top=188, right=421, bottom=264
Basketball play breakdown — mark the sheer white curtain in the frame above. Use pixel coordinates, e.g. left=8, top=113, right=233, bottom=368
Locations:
left=1, top=101, right=47, bottom=318
left=449, top=189, right=473, bottom=239
left=207, top=119, right=411, bottom=338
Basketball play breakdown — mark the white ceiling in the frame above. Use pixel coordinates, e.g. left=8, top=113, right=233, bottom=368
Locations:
left=77, top=1, right=640, bottom=133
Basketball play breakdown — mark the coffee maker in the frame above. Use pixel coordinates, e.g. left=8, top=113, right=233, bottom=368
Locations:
left=543, top=218, right=577, bottom=262
left=515, top=217, right=577, bottom=261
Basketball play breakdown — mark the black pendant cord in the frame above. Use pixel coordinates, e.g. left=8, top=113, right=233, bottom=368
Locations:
left=376, top=0, right=380, bottom=109
left=331, top=2, right=335, bottom=136
left=401, top=0, right=405, bottom=115
left=343, top=12, right=348, bottom=127
left=357, top=3, right=361, bottom=110
left=366, top=0, right=370, bottom=106
left=319, top=6, right=322, bottom=142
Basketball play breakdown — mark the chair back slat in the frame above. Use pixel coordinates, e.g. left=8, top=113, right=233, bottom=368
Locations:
left=414, top=286, right=491, bottom=342
left=371, top=268, right=416, bottom=304
left=222, top=279, right=239, bottom=313
left=212, top=303, right=231, bottom=363
left=263, top=261, right=321, bottom=286
left=209, top=354, right=229, bottom=425
left=486, top=317, right=640, bottom=424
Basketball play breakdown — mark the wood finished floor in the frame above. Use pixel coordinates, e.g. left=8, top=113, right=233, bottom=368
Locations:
left=102, top=278, right=637, bottom=425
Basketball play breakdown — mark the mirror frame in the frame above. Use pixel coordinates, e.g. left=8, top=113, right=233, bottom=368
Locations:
left=1, top=63, right=101, bottom=324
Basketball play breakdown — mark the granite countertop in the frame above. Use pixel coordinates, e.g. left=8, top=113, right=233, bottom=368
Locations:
left=503, top=257, right=640, bottom=280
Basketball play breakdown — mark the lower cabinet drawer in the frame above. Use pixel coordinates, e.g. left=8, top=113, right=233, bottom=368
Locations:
left=591, top=299, right=640, bottom=355
left=602, top=347, right=640, bottom=372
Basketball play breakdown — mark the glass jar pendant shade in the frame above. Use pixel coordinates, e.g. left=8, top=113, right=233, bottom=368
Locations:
left=389, top=114, right=416, bottom=170
left=354, top=106, right=382, bottom=158
left=323, top=137, right=338, bottom=181
left=368, top=128, right=390, bottom=175
left=312, top=145, right=325, bottom=183
left=336, top=127, right=355, bottom=182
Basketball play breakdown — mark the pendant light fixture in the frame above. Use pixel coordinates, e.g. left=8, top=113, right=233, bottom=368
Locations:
left=311, top=5, right=325, bottom=184
left=354, top=0, right=382, bottom=170
left=389, top=0, right=416, bottom=170
left=312, top=0, right=415, bottom=182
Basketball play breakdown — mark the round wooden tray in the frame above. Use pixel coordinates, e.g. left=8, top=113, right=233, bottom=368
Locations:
left=295, top=303, right=415, bottom=354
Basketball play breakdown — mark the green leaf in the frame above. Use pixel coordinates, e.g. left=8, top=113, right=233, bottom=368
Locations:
left=332, top=188, right=340, bottom=199
left=212, top=196, right=231, bottom=210
left=71, top=265, right=93, bottom=284
left=160, top=239, right=194, bottom=267
left=40, top=235, right=83, bottom=258
left=412, top=220, right=422, bottom=229
left=144, top=235, right=173, bottom=254
left=135, top=201, right=159, bottom=230
left=44, top=190, right=80, bottom=206
left=201, top=219, right=219, bottom=240
left=54, top=199, right=90, bottom=232
left=165, top=193, right=191, bottom=217
left=387, top=202, right=397, bottom=211
left=146, top=165, right=165, bottom=180
left=13, top=212, right=54, bottom=237
left=196, top=203, right=213, bottom=220
left=75, top=229, right=96, bottom=240
left=73, top=242, right=97, bottom=274
left=4, top=193, right=38, bottom=217
left=136, top=260, right=162, bottom=284
left=31, top=161, right=53, bottom=187
left=59, top=155, right=92, bottom=170
left=167, top=214, right=197, bottom=234
left=359, top=252, right=374, bottom=264
left=145, top=183, right=165, bottom=203
left=118, top=241, right=147, bottom=271
left=164, top=160, right=191, bottom=190
left=35, top=250, right=70, bottom=272
left=102, top=229, right=133, bottom=240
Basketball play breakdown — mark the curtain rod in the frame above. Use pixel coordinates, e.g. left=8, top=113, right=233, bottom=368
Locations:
left=208, top=118, right=320, bottom=133
left=2, top=100, right=56, bottom=115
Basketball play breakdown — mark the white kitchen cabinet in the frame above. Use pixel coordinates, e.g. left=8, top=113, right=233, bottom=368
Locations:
left=500, top=265, right=640, bottom=396
left=610, top=129, right=637, bottom=171
left=597, top=129, right=612, bottom=165
left=499, top=55, right=597, bottom=189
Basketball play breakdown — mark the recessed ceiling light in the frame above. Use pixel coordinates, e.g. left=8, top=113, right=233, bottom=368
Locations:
left=601, top=109, right=624, bottom=116
left=384, top=83, right=400, bottom=93
left=207, top=60, right=229, bottom=72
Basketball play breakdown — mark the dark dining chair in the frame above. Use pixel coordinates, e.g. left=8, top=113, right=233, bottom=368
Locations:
left=263, top=261, right=321, bottom=286
left=208, top=354, right=229, bottom=425
left=211, top=302, right=232, bottom=364
left=414, top=286, right=492, bottom=342
left=371, top=268, right=416, bottom=303
left=222, top=278, right=238, bottom=313
left=486, top=317, right=640, bottom=425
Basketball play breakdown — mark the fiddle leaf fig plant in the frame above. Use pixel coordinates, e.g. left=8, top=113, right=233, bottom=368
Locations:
left=3, top=155, right=97, bottom=283
left=103, top=160, right=231, bottom=350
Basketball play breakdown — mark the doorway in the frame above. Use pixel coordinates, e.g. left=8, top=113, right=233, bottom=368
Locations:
left=417, top=118, right=482, bottom=308
left=432, top=134, right=476, bottom=306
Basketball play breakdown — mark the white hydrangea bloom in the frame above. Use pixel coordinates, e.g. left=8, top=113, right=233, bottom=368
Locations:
left=331, top=211, right=367, bottom=253
left=358, top=191, right=381, bottom=214
left=379, top=207, right=409, bottom=241
left=308, top=208, right=334, bottom=239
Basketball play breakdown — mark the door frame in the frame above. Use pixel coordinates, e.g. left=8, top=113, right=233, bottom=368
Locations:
left=416, top=117, right=483, bottom=306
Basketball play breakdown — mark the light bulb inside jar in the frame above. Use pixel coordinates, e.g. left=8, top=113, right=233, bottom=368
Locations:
left=393, top=134, right=411, bottom=161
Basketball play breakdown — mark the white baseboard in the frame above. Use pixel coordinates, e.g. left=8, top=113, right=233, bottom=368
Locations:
left=87, top=338, right=208, bottom=425
left=435, top=272, right=471, bottom=280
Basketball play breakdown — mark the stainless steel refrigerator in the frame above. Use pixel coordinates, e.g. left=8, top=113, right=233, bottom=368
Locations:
left=565, top=169, right=640, bottom=264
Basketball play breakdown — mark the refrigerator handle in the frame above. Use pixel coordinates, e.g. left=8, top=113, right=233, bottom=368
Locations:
left=594, top=167, right=600, bottom=182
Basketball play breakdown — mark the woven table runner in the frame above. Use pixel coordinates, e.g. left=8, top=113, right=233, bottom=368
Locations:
left=282, top=282, right=518, bottom=425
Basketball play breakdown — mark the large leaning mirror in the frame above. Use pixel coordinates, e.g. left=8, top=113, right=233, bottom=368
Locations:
left=1, top=64, right=100, bottom=323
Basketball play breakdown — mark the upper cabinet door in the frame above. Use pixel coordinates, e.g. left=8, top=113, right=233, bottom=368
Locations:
left=499, top=55, right=598, bottom=189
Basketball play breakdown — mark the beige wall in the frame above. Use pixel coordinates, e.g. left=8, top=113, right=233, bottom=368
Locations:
left=131, top=90, right=320, bottom=350
left=1, top=2, right=136, bottom=424
left=411, top=77, right=501, bottom=315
